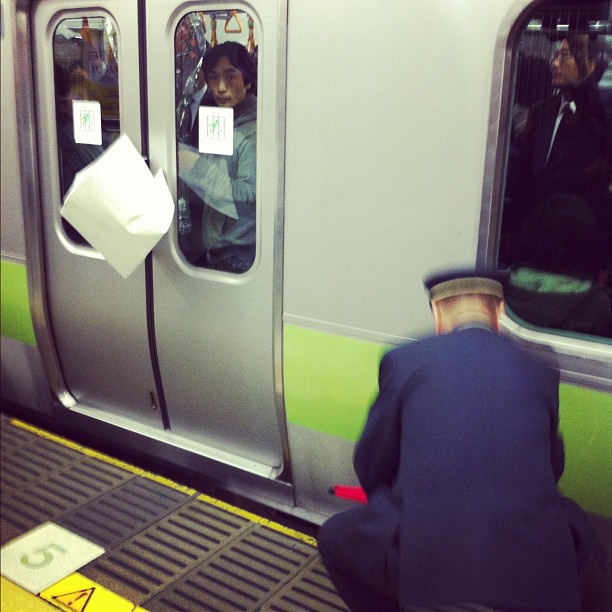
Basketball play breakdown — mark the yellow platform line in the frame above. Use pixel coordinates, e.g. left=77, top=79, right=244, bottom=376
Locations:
left=9, top=418, right=318, bottom=546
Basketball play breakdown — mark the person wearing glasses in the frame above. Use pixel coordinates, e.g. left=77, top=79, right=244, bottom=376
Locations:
left=515, top=35, right=611, bottom=270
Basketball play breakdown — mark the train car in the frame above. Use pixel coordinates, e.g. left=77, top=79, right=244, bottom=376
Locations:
left=1, top=0, right=610, bottom=539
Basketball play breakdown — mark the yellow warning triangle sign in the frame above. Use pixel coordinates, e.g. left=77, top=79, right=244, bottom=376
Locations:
left=52, top=587, right=95, bottom=611
left=42, top=573, right=146, bottom=611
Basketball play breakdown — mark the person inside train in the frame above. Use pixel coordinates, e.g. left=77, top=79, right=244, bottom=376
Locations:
left=177, top=41, right=257, bottom=273
left=506, top=34, right=611, bottom=266
left=505, top=192, right=612, bottom=337
left=318, top=267, right=605, bottom=612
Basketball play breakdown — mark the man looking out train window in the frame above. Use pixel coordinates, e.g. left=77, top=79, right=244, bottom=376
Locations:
left=178, top=41, right=257, bottom=273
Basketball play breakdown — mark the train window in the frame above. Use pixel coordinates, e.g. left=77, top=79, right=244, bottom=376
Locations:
left=498, top=1, right=612, bottom=339
left=53, top=16, right=120, bottom=245
left=175, top=10, right=258, bottom=273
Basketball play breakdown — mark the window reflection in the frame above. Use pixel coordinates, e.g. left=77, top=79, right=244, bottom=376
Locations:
left=175, top=11, right=258, bottom=273
left=53, top=17, right=120, bottom=244
left=499, top=2, right=612, bottom=338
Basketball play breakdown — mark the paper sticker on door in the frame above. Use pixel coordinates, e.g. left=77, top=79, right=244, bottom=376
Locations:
left=72, top=100, right=102, bottom=145
left=198, top=106, right=233, bottom=155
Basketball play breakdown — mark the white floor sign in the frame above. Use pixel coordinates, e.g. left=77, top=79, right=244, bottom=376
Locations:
left=0, top=523, right=105, bottom=593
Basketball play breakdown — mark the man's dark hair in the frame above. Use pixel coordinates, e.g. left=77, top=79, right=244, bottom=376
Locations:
left=202, top=41, right=257, bottom=94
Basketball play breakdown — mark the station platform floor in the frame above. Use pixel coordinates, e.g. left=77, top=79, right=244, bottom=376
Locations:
left=0, top=414, right=348, bottom=612
left=5, top=412, right=609, bottom=611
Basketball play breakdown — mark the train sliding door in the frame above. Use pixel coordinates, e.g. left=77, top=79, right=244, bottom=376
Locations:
left=31, top=0, right=287, bottom=477
left=146, top=3, right=287, bottom=476
left=31, top=0, right=163, bottom=429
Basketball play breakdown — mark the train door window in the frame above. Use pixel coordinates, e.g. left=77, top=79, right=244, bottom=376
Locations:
left=498, top=0, right=612, bottom=339
left=53, top=16, right=120, bottom=244
left=175, top=10, right=258, bottom=273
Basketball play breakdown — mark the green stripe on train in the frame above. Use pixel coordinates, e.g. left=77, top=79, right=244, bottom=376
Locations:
left=284, top=324, right=612, bottom=517
left=284, top=324, right=385, bottom=441
left=0, top=260, right=36, bottom=345
left=559, top=385, right=611, bottom=518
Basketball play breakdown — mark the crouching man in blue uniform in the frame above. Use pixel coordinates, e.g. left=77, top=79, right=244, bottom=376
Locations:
left=318, top=268, right=602, bottom=611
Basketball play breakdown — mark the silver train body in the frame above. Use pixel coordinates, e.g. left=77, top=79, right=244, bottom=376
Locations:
left=1, top=0, right=611, bottom=524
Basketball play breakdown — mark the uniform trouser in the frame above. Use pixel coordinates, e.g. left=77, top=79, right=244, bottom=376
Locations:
left=318, top=494, right=607, bottom=612
left=317, top=490, right=401, bottom=612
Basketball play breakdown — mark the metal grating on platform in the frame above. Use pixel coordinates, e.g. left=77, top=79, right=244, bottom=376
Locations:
left=143, top=523, right=322, bottom=612
left=1, top=458, right=135, bottom=529
left=0, top=437, right=81, bottom=490
left=82, top=497, right=255, bottom=603
left=263, top=556, right=349, bottom=611
left=0, top=420, right=135, bottom=544
left=0, top=415, right=39, bottom=453
left=58, top=476, right=193, bottom=548
left=0, top=416, right=349, bottom=611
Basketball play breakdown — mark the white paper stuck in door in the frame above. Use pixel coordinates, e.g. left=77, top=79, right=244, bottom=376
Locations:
left=61, top=134, right=175, bottom=278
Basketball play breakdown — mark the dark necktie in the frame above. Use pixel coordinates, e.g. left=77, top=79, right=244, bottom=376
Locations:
left=557, top=103, right=574, bottom=135
left=546, top=103, right=573, bottom=164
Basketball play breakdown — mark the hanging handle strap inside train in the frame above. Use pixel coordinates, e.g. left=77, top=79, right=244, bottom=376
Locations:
left=224, top=10, right=243, bottom=33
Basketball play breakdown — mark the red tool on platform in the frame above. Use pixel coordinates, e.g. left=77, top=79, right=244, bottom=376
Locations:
left=330, top=485, right=368, bottom=504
